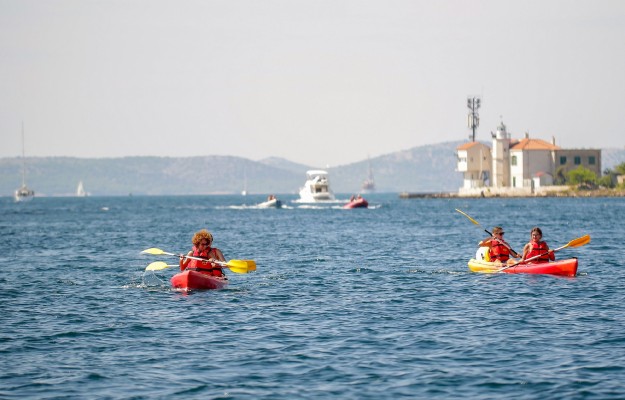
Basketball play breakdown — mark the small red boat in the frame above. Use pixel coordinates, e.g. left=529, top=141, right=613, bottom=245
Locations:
left=468, top=257, right=578, bottom=277
left=343, top=197, right=368, bottom=209
left=171, top=270, right=229, bottom=290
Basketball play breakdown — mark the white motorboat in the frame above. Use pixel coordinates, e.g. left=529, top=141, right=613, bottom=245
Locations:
left=257, top=196, right=282, bottom=208
left=298, top=170, right=335, bottom=202
left=14, top=123, right=34, bottom=202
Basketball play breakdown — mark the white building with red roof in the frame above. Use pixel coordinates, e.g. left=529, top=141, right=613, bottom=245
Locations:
left=457, top=121, right=601, bottom=195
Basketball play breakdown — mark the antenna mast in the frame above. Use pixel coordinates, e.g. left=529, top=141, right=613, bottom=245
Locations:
left=467, top=96, right=481, bottom=142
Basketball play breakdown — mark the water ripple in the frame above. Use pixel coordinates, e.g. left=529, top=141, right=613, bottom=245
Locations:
left=1, top=195, right=625, bottom=398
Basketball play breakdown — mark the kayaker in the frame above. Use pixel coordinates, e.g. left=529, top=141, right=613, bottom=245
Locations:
left=478, top=226, right=521, bottom=263
left=521, top=227, right=555, bottom=263
left=179, top=229, right=226, bottom=276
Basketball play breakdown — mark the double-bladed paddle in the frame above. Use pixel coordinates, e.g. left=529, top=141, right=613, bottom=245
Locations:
left=495, top=234, right=591, bottom=273
left=145, top=261, right=249, bottom=274
left=141, top=247, right=252, bottom=274
left=243, top=260, right=257, bottom=272
left=455, top=209, right=520, bottom=256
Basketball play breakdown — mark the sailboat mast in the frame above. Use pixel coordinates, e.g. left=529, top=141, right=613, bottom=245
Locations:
left=21, top=122, right=26, bottom=186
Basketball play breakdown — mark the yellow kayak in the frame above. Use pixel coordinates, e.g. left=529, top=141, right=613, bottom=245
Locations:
left=468, top=258, right=578, bottom=277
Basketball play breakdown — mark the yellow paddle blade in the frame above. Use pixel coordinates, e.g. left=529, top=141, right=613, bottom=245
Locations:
left=566, top=235, right=591, bottom=248
left=145, top=261, right=171, bottom=271
left=243, top=260, right=257, bottom=271
left=141, top=247, right=167, bottom=255
left=227, top=265, right=248, bottom=274
left=455, top=209, right=479, bottom=226
left=226, top=260, right=249, bottom=273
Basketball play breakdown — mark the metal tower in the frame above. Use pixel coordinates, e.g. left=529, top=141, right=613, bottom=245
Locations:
left=467, top=96, right=481, bottom=142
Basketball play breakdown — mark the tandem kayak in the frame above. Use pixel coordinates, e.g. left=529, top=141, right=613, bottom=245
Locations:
left=468, top=257, right=578, bottom=277
left=171, top=270, right=229, bottom=290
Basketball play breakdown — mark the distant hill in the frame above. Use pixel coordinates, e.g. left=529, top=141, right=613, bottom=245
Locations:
left=1, top=143, right=624, bottom=196
left=328, top=141, right=464, bottom=193
left=258, top=157, right=310, bottom=175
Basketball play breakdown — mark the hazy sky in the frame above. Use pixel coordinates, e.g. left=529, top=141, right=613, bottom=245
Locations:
left=1, top=0, right=624, bottom=167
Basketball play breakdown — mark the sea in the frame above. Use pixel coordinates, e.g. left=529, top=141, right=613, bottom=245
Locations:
left=1, top=193, right=624, bottom=399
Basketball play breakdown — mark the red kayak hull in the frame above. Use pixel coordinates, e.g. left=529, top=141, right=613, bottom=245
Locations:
left=171, top=270, right=228, bottom=290
left=343, top=199, right=368, bottom=209
left=468, top=257, right=578, bottom=277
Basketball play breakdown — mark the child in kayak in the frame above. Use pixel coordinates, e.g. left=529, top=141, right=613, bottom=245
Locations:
left=521, top=227, right=555, bottom=263
left=179, top=229, right=227, bottom=276
left=478, top=226, right=521, bottom=263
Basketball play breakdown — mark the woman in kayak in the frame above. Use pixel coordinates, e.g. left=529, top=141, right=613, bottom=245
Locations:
left=179, top=229, right=227, bottom=276
left=478, top=226, right=520, bottom=263
left=521, top=227, right=555, bottom=263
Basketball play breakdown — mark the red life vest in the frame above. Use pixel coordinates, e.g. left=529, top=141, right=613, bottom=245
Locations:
left=526, top=241, right=554, bottom=263
left=489, top=239, right=511, bottom=262
left=186, top=246, right=224, bottom=276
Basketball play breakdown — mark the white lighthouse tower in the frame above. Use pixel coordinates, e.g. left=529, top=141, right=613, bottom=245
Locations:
left=491, top=120, right=511, bottom=188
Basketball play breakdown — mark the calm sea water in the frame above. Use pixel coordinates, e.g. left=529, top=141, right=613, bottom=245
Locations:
left=1, top=194, right=624, bottom=399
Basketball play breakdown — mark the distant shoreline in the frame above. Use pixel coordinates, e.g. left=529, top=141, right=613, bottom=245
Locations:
left=399, top=189, right=625, bottom=199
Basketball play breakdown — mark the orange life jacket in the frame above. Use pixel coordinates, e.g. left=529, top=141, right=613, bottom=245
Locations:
left=489, top=239, right=511, bottom=262
left=186, top=246, right=224, bottom=276
left=526, top=241, right=554, bottom=263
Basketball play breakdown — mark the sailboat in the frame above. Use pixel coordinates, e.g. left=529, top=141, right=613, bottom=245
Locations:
left=14, top=123, right=35, bottom=202
left=241, top=167, right=248, bottom=196
left=361, top=158, right=375, bottom=193
left=76, top=181, right=88, bottom=197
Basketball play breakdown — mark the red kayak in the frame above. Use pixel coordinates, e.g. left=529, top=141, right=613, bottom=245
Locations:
left=171, top=270, right=228, bottom=290
left=343, top=197, right=368, bottom=209
left=468, top=257, right=578, bottom=277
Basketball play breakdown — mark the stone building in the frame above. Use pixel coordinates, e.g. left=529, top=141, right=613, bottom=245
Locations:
left=457, top=121, right=601, bottom=195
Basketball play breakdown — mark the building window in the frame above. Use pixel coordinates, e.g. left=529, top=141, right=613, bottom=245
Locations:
left=574, top=156, right=581, bottom=165
left=511, top=155, right=517, bottom=166
left=589, top=156, right=596, bottom=165
left=513, top=177, right=516, bottom=187
left=560, top=156, right=567, bottom=165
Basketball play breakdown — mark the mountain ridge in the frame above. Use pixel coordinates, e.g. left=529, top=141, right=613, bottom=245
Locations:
left=1, top=142, right=624, bottom=196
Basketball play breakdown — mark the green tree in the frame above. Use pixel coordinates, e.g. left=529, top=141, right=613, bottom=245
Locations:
left=613, top=162, right=625, bottom=189
left=598, top=174, right=614, bottom=188
left=568, top=165, right=597, bottom=188
left=554, top=166, right=567, bottom=185
left=614, top=162, right=625, bottom=175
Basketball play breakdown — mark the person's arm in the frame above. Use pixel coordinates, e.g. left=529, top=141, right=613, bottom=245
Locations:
left=545, top=243, right=555, bottom=261
left=478, top=238, right=493, bottom=247
left=179, top=251, right=192, bottom=270
left=521, top=243, right=530, bottom=261
left=208, top=248, right=226, bottom=267
left=213, top=248, right=226, bottom=262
